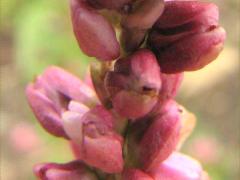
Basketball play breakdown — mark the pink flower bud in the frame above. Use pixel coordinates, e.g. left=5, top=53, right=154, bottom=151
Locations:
left=105, top=49, right=162, bottom=119
left=122, top=169, right=153, bottom=180
left=140, top=100, right=181, bottom=170
left=121, top=0, right=164, bottom=51
left=148, top=152, right=206, bottom=180
left=148, top=1, right=226, bottom=73
left=26, top=66, right=96, bottom=138
left=63, top=104, right=124, bottom=173
left=34, top=161, right=97, bottom=180
left=150, top=102, right=196, bottom=150
left=71, top=0, right=120, bottom=61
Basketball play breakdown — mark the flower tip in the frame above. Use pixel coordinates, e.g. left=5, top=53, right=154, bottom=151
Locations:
left=148, top=152, right=204, bottom=180
left=33, top=161, right=98, bottom=180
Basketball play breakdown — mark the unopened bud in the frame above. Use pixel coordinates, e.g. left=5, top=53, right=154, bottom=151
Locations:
left=26, top=66, right=96, bottom=138
left=140, top=100, right=181, bottom=170
left=34, top=161, right=97, bottom=180
left=148, top=152, right=207, bottom=180
left=105, top=49, right=161, bottom=119
left=148, top=1, right=226, bottom=73
left=63, top=105, right=124, bottom=173
left=71, top=0, right=120, bottom=61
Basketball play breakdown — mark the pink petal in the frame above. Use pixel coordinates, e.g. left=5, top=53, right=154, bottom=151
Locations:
left=26, top=84, right=68, bottom=138
left=34, top=161, right=97, bottom=180
left=71, top=0, right=120, bottom=60
left=63, top=105, right=124, bottom=173
left=148, top=152, right=204, bottom=180
left=157, top=27, right=226, bottom=73
left=140, top=100, right=181, bottom=170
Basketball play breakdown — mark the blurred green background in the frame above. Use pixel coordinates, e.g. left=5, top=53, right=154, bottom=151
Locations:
left=0, top=0, right=239, bottom=179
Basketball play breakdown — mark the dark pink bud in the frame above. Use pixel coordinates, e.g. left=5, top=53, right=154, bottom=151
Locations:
left=140, top=100, right=181, bottom=170
left=122, top=169, right=153, bottom=180
left=34, top=161, right=97, bottom=180
left=148, top=1, right=226, bottom=73
left=150, top=101, right=196, bottom=150
left=26, top=66, right=96, bottom=138
left=87, top=0, right=133, bottom=10
left=71, top=0, right=120, bottom=61
left=121, top=0, right=164, bottom=51
left=63, top=104, right=124, bottom=173
left=155, top=27, right=225, bottom=73
left=105, top=49, right=162, bottom=119
left=148, top=152, right=206, bottom=180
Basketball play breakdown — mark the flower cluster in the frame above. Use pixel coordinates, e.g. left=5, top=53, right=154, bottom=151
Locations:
left=26, top=0, right=226, bottom=179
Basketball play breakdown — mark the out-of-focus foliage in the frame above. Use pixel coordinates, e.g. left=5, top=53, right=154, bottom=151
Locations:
left=2, top=0, right=92, bottom=81
left=0, top=0, right=239, bottom=180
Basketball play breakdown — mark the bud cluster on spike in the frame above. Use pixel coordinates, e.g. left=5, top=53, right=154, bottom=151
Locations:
left=26, top=0, right=225, bottom=179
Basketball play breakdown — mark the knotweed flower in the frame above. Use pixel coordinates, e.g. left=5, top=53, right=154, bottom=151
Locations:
left=71, top=0, right=226, bottom=74
left=70, top=0, right=121, bottom=61
left=105, top=49, right=162, bottom=119
left=26, top=66, right=97, bottom=138
left=34, top=161, right=98, bottom=179
left=148, top=152, right=209, bottom=180
left=26, top=66, right=124, bottom=173
left=148, top=0, right=226, bottom=73
left=70, top=0, right=165, bottom=61
left=123, top=169, right=153, bottom=180
left=63, top=104, right=124, bottom=173
left=26, top=0, right=226, bottom=179
left=26, top=64, right=204, bottom=179
left=139, top=100, right=181, bottom=170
